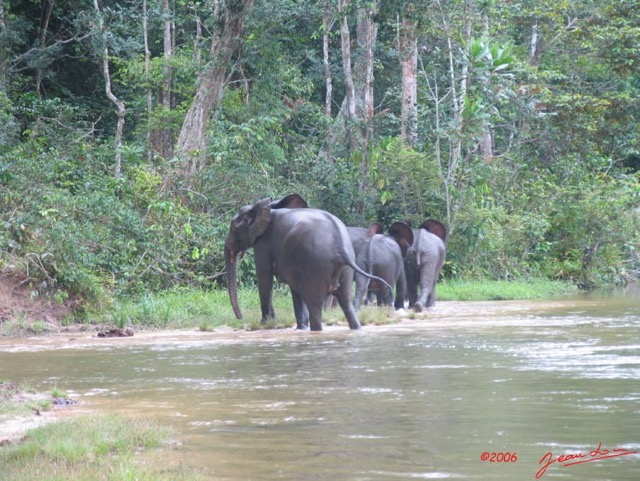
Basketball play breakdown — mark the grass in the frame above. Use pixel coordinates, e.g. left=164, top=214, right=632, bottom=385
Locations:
left=0, top=381, right=52, bottom=421
left=437, top=278, right=577, bottom=301
left=0, top=414, right=201, bottom=481
left=96, top=278, right=577, bottom=331
left=1, top=382, right=201, bottom=481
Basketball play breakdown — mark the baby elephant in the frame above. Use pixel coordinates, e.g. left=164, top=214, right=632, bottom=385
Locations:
left=401, top=219, right=447, bottom=311
left=353, top=222, right=414, bottom=310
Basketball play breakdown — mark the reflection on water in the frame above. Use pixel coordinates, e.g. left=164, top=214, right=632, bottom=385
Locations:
left=1, top=289, right=639, bottom=480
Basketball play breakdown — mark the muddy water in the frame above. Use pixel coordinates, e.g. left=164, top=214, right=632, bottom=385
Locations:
left=1, top=288, right=639, bottom=480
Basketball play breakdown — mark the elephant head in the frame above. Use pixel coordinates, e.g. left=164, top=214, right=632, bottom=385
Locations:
left=419, top=219, right=448, bottom=244
left=388, top=221, right=414, bottom=257
left=224, top=194, right=308, bottom=319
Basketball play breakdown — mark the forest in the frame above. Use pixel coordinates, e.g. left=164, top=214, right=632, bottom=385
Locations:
left=0, top=0, right=639, bottom=309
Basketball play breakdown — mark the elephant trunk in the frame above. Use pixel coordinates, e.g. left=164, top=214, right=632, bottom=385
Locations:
left=224, top=240, right=243, bottom=320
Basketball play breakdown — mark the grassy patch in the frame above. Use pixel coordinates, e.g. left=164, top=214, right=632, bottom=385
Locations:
left=0, top=414, right=201, bottom=481
left=103, top=287, right=300, bottom=331
left=97, top=279, right=578, bottom=331
left=0, top=381, right=53, bottom=421
left=438, top=279, right=577, bottom=301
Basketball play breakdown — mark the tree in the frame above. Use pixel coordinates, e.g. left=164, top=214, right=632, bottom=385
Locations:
left=92, top=0, right=126, bottom=178
left=176, top=0, right=254, bottom=175
left=399, top=11, right=418, bottom=147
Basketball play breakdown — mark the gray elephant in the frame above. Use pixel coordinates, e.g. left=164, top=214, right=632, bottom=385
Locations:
left=397, top=219, right=447, bottom=312
left=324, top=223, right=383, bottom=310
left=347, top=223, right=382, bottom=257
left=353, top=222, right=414, bottom=310
left=224, top=194, right=390, bottom=331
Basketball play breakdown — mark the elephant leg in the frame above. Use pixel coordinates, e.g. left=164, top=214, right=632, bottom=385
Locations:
left=306, top=300, right=324, bottom=331
left=367, top=290, right=376, bottom=305
left=415, top=266, right=434, bottom=312
left=353, top=273, right=369, bottom=311
left=257, top=270, right=275, bottom=323
left=394, top=273, right=406, bottom=310
left=291, top=289, right=309, bottom=330
left=323, top=294, right=338, bottom=310
left=335, top=267, right=361, bottom=330
left=407, top=278, right=418, bottom=310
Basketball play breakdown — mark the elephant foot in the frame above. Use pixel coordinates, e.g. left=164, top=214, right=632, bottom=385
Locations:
left=413, top=302, right=424, bottom=313
left=296, top=324, right=310, bottom=331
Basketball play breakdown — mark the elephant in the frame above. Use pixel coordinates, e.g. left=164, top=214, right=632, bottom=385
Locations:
left=347, top=223, right=382, bottom=257
left=224, top=194, right=391, bottom=331
left=397, top=219, right=447, bottom=312
left=324, top=223, right=383, bottom=310
left=353, top=222, right=414, bottom=310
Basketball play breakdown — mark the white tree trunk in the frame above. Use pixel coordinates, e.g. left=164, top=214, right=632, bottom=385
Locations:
left=399, top=15, right=418, bottom=147
left=322, top=1, right=333, bottom=117
left=93, top=0, right=126, bottom=178
left=338, top=0, right=356, bottom=122
left=143, top=0, right=153, bottom=162
left=176, top=0, right=254, bottom=175
left=161, top=0, right=173, bottom=159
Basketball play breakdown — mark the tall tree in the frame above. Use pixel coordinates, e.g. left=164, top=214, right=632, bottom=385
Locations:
left=176, top=0, right=254, bottom=175
left=322, top=0, right=335, bottom=117
left=161, top=0, right=174, bottom=159
left=92, top=0, right=126, bottom=178
left=0, top=1, right=6, bottom=92
left=143, top=0, right=153, bottom=162
left=399, top=8, right=418, bottom=147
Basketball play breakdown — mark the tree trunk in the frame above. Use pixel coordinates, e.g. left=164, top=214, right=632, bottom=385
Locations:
left=161, top=0, right=174, bottom=159
left=143, top=0, right=153, bottom=162
left=176, top=0, right=254, bottom=175
left=353, top=2, right=378, bottom=193
left=354, top=3, right=378, bottom=122
left=338, top=0, right=356, bottom=124
left=530, top=21, right=540, bottom=66
left=0, top=2, right=7, bottom=92
left=399, top=14, right=418, bottom=147
left=35, top=0, right=53, bottom=98
left=322, top=0, right=333, bottom=117
left=93, top=0, right=126, bottom=178
left=479, top=10, right=493, bottom=163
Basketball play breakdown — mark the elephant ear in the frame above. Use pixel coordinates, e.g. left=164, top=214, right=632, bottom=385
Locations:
left=367, top=222, right=383, bottom=237
left=389, top=221, right=414, bottom=256
left=419, top=219, right=448, bottom=243
left=271, top=193, right=308, bottom=209
left=247, top=197, right=273, bottom=245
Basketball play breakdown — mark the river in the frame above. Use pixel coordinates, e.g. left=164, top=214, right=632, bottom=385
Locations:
left=1, top=288, right=639, bottom=480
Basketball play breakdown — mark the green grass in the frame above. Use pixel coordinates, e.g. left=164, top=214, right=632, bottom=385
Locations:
left=105, top=287, right=299, bottom=331
left=437, top=278, right=577, bottom=301
left=0, top=381, right=52, bottom=421
left=0, top=414, right=202, bottom=481
left=98, top=279, right=577, bottom=331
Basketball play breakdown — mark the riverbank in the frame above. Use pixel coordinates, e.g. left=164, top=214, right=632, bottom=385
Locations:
left=0, top=275, right=579, bottom=337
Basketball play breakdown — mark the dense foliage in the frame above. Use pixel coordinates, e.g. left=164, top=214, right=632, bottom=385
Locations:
left=1, top=0, right=638, bottom=308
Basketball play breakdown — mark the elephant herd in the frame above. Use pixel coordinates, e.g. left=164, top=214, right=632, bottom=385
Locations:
left=224, top=194, right=447, bottom=331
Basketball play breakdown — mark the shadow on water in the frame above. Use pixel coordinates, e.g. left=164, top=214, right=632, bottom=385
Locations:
left=1, top=287, right=639, bottom=480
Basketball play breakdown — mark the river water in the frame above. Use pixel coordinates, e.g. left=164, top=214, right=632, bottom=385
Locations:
left=1, top=288, right=639, bottom=480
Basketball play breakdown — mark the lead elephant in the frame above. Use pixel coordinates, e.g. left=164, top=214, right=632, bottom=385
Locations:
left=396, top=219, right=447, bottom=312
left=353, top=222, right=414, bottom=310
left=224, top=194, right=390, bottom=331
